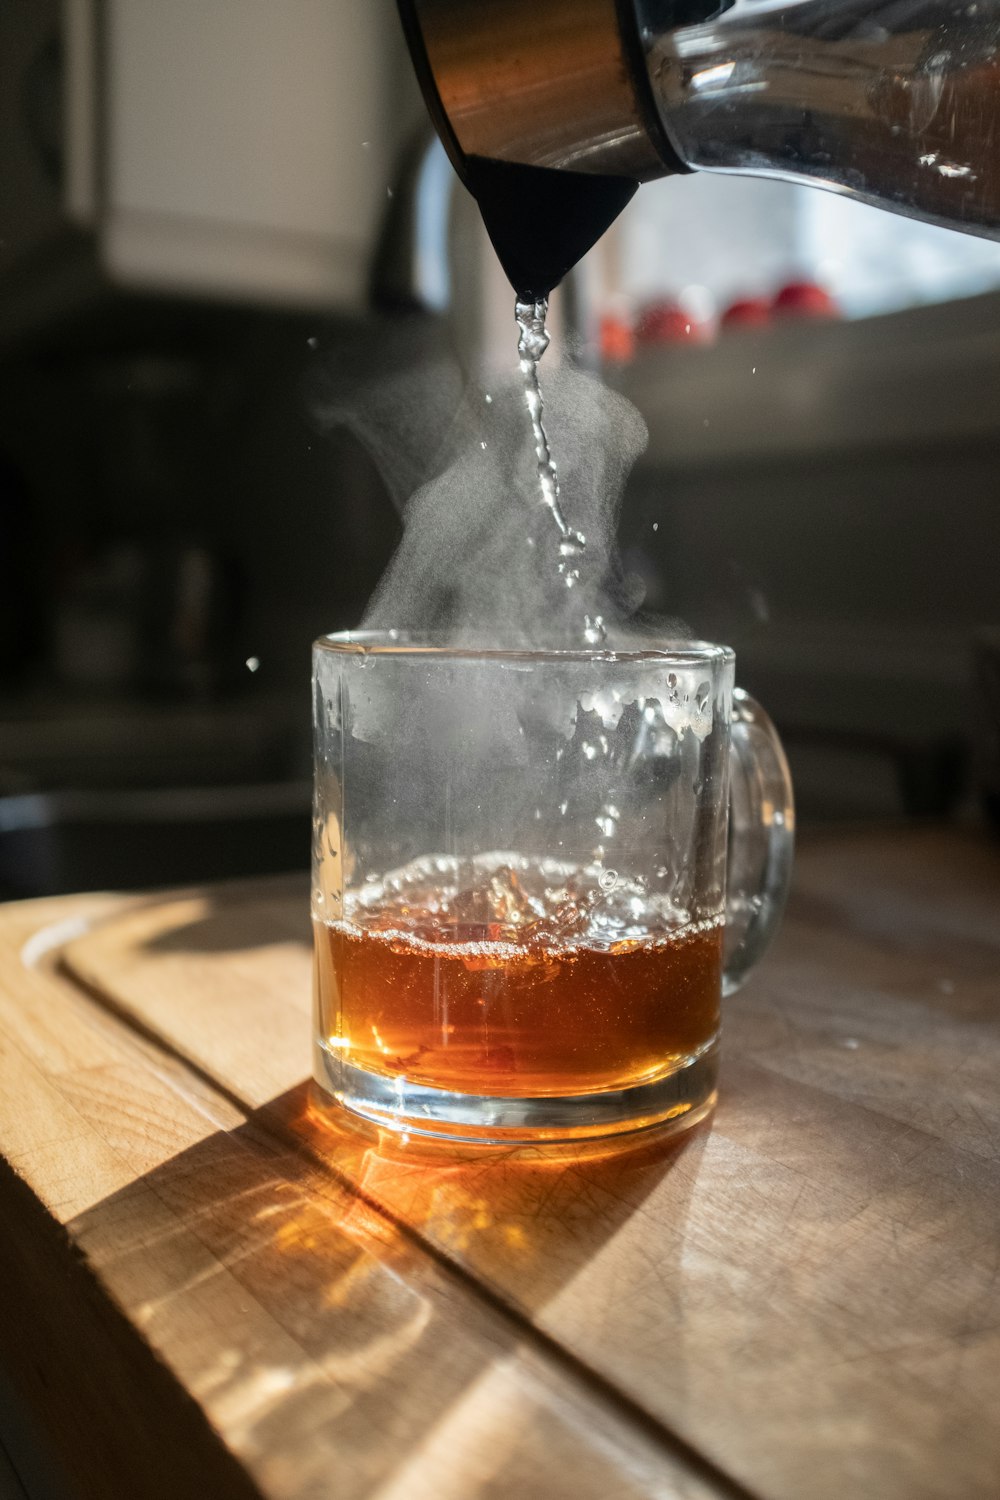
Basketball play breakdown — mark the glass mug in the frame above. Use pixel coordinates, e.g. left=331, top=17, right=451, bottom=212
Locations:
left=312, top=633, right=794, bottom=1144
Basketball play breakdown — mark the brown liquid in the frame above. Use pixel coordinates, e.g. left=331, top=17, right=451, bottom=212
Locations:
left=314, top=862, right=722, bottom=1097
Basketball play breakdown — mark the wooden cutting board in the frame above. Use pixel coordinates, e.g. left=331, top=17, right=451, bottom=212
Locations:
left=1, top=827, right=999, bottom=1500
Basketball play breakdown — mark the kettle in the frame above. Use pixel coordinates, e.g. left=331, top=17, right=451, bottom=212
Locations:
left=397, top=0, right=1000, bottom=298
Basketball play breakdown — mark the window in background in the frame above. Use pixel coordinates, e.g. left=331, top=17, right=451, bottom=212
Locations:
left=612, top=169, right=1000, bottom=322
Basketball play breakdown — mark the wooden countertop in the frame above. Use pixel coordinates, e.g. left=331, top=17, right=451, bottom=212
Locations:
left=1, top=827, right=998, bottom=1500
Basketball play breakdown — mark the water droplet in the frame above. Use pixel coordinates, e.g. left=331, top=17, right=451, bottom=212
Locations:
left=599, top=868, right=619, bottom=893
left=307, top=336, right=318, bottom=350
left=246, top=656, right=260, bottom=672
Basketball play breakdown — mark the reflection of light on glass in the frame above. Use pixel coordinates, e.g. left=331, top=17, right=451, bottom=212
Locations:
left=919, top=147, right=975, bottom=180
left=578, top=690, right=626, bottom=723
left=691, top=60, right=736, bottom=90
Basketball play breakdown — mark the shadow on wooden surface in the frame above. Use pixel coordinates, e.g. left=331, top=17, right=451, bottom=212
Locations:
left=138, top=881, right=310, bottom=957
left=0, top=1152, right=265, bottom=1500
left=65, top=1083, right=732, bottom=1500
left=51, top=834, right=1000, bottom=1500
left=291, top=1081, right=708, bottom=1324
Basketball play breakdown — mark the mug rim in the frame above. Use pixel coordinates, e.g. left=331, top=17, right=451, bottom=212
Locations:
left=314, top=630, right=734, bottom=667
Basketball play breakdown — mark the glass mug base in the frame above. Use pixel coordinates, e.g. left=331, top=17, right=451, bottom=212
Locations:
left=314, top=1039, right=719, bottom=1145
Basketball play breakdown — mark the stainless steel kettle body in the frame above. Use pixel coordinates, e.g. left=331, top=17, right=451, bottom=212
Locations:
left=398, top=0, right=1000, bottom=295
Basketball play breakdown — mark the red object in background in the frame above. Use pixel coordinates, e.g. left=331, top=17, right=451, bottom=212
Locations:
left=635, top=300, right=705, bottom=345
left=720, top=296, right=772, bottom=331
left=599, top=313, right=636, bottom=363
left=772, top=280, right=839, bottom=319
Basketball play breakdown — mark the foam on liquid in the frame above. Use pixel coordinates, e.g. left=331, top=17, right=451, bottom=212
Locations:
left=323, top=851, right=722, bottom=962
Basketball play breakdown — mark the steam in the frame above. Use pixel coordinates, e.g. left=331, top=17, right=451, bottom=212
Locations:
left=312, top=317, right=657, bottom=649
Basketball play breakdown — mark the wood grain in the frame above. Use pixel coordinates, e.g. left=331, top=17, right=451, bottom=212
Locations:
left=0, top=894, right=733, bottom=1500
left=58, top=828, right=1000, bottom=1500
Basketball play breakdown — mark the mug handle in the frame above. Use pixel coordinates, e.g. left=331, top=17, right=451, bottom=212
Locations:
left=723, top=688, right=795, bottom=996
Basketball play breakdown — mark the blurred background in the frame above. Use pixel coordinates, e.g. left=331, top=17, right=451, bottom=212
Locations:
left=2, top=0, right=999, bottom=899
